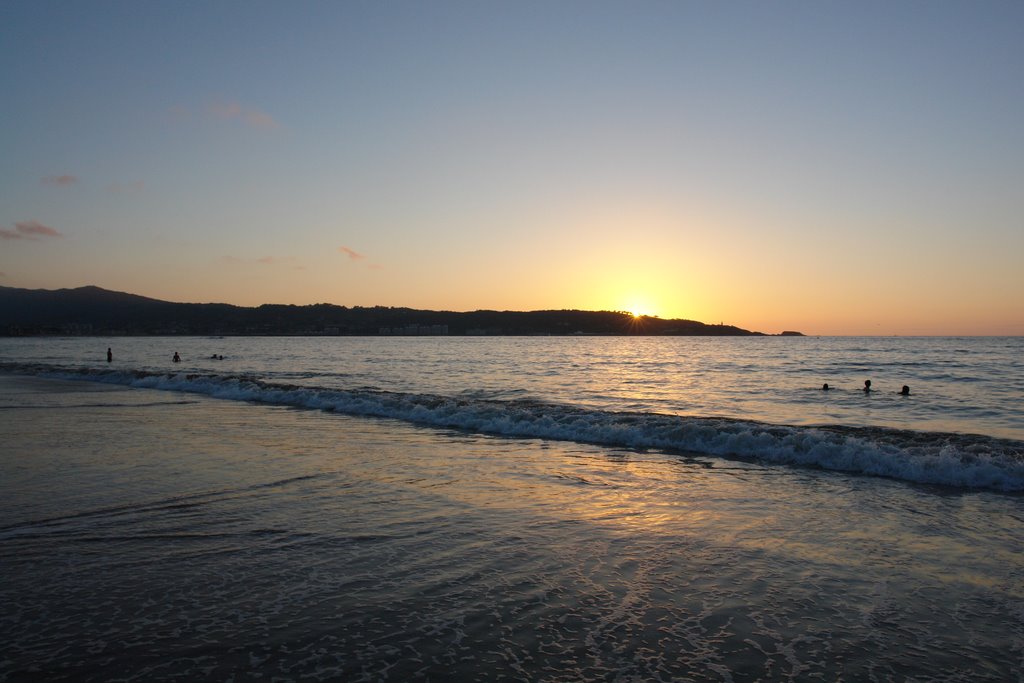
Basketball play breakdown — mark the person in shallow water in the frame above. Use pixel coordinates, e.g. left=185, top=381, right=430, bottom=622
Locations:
left=107, top=347, right=112, bottom=363
left=899, top=385, right=911, bottom=396
left=173, top=352, right=181, bottom=363
left=863, top=380, right=872, bottom=392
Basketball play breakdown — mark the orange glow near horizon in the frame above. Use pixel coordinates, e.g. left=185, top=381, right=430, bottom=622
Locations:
left=623, top=299, right=658, bottom=319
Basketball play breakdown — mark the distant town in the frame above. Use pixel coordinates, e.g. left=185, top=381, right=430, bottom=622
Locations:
left=0, top=285, right=803, bottom=337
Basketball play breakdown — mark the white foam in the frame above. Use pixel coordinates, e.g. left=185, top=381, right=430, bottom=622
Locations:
left=15, top=366, right=1024, bottom=492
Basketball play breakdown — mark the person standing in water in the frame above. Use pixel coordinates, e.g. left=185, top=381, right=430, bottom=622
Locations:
left=107, top=347, right=112, bottom=363
left=863, top=379, right=872, bottom=393
left=173, top=352, right=181, bottom=363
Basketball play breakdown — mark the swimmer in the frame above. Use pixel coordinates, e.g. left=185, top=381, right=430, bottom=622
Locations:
left=863, top=379, right=872, bottom=393
left=899, top=385, right=910, bottom=396
left=821, top=383, right=831, bottom=390
left=173, top=352, right=181, bottom=363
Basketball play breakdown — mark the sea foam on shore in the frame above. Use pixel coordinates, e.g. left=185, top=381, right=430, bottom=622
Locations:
left=6, top=362, right=1024, bottom=491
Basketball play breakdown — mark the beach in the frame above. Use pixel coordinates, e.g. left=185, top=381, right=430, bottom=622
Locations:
left=2, top=369, right=1022, bottom=681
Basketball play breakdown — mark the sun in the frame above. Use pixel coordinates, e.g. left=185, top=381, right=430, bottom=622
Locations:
left=624, top=299, right=658, bottom=319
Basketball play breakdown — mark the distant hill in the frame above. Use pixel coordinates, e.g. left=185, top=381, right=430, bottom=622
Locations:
left=0, top=285, right=769, bottom=336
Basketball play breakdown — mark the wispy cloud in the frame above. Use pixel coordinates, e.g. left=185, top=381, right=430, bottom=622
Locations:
left=256, top=256, right=295, bottom=265
left=170, top=101, right=280, bottom=130
left=0, top=220, right=64, bottom=240
left=209, top=101, right=242, bottom=120
left=339, top=245, right=383, bottom=270
left=339, top=246, right=365, bottom=261
left=41, top=175, right=77, bottom=186
left=208, top=100, right=280, bottom=129
left=243, top=110, right=278, bottom=129
left=223, top=255, right=303, bottom=270
left=18, top=221, right=63, bottom=237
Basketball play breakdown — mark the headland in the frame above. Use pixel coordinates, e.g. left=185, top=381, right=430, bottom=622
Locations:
left=0, top=285, right=799, bottom=337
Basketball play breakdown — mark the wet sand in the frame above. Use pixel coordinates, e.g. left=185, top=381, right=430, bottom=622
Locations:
left=1, top=375, right=1022, bottom=681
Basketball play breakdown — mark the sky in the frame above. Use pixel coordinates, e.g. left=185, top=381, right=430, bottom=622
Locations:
left=2, top=1, right=1022, bottom=335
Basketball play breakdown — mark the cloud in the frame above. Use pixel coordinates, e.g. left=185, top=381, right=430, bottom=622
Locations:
left=17, top=221, right=63, bottom=237
left=223, top=255, right=301, bottom=268
left=0, top=220, right=64, bottom=240
left=170, top=101, right=280, bottom=130
left=244, top=110, right=278, bottom=129
left=210, top=101, right=242, bottom=119
left=208, top=100, right=280, bottom=129
left=339, top=246, right=365, bottom=261
left=339, top=246, right=383, bottom=269
left=41, top=175, right=77, bottom=186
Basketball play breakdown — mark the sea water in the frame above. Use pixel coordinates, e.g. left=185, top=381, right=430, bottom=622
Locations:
left=1, top=336, right=1022, bottom=680
left=3, top=335, right=1023, bottom=489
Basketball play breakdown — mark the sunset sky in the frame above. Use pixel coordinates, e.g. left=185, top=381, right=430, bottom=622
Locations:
left=2, top=1, right=1022, bottom=335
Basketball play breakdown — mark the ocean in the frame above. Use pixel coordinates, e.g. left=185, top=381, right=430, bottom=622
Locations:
left=1, top=335, right=1022, bottom=680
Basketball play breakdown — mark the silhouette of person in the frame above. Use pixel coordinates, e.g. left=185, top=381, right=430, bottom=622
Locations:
left=863, top=379, right=872, bottom=393
left=899, top=385, right=910, bottom=396
left=173, top=352, right=181, bottom=363
left=821, top=383, right=831, bottom=390
left=107, top=347, right=112, bottom=363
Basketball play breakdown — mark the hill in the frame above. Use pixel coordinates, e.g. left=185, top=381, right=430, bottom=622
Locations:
left=0, top=285, right=767, bottom=336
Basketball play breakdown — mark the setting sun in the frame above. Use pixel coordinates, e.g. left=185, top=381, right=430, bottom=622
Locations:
left=625, top=302, right=657, bottom=318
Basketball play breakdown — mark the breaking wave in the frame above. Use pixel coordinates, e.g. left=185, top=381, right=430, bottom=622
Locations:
left=4, top=363, right=1024, bottom=492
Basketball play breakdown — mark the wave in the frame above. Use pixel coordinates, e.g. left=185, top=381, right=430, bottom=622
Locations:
left=4, top=362, right=1024, bottom=492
